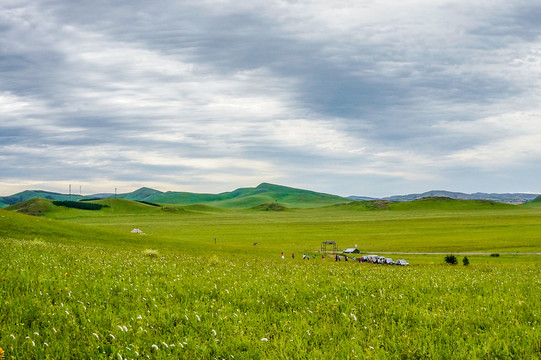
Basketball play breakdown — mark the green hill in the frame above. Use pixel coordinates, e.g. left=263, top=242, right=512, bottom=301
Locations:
left=0, top=209, right=142, bottom=248
left=0, top=190, right=83, bottom=208
left=115, top=187, right=164, bottom=201
left=5, top=198, right=163, bottom=217
left=528, top=195, right=541, bottom=203
left=391, top=197, right=517, bottom=210
left=5, top=198, right=58, bottom=216
left=144, top=183, right=350, bottom=208
left=332, top=197, right=518, bottom=211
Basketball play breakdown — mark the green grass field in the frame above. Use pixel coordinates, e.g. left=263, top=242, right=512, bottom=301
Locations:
left=1, top=198, right=541, bottom=359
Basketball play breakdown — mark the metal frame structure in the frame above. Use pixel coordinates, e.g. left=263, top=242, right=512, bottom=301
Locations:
left=320, top=241, right=337, bottom=254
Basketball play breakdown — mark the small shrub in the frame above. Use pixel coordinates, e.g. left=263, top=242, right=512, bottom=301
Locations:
left=462, top=256, right=470, bottom=266
left=444, top=254, right=458, bottom=265
left=490, top=253, right=500, bottom=257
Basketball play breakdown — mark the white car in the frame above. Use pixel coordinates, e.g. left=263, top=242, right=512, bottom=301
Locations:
left=395, top=259, right=409, bottom=266
left=385, top=258, right=394, bottom=265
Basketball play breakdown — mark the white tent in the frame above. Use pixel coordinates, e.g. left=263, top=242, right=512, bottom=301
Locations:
left=131, top=228, right=144, bottom=234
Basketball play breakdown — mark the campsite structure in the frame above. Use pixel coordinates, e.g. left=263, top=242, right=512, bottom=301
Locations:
left=320, top=240, right=338, bottom=254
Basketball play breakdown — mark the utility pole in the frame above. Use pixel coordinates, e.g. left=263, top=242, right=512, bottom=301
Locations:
left=69, top=184, right=71, bottom=201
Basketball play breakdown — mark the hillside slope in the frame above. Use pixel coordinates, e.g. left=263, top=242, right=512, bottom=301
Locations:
left=119, top=183, right=350, bottom=208
left=0, top=190, right=84, bottom=208
left=0, top=209, right=143, bottom=248
left=332, top=197, right=518, bottom=211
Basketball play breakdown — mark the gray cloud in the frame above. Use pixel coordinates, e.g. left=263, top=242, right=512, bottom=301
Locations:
left=1, top=0, right=541, bottom=197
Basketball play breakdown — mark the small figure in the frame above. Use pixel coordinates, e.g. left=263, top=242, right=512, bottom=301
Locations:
left=281, top=252, right=284, bottom=259
left=292, top=253, right=295, bottom=259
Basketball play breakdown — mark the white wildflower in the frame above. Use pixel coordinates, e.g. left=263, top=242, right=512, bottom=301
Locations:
left=152, top=344, right=159, bottom=350
left=261, top=338, right=268, bottom=341
left=93, top=333, right=99, bottom=339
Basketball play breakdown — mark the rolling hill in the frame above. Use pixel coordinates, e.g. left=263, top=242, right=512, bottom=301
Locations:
left=0, top=190, right=84, bottom=208
left=115, top=183, right=351, bottom=208
left=0, top=208, right=144, bottom=249
left=333, top=197, right=519, bottom=211
left=2, top=184, right=538, bottom=209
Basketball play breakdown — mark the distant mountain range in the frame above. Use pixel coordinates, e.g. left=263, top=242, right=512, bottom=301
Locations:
left=348, top=190, right=540, bottom=205
left=0, top=183, right=350, bottom=209
left=1, top=184, right=539, bottom=208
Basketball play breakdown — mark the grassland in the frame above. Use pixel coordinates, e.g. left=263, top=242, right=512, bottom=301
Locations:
left=1, top=198, right=541, bottom=359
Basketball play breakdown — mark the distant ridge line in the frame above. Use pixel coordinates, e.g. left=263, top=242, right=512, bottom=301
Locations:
left=1, top=184, right=539, bottom=208
left=348, top=190, right=539, bottom=205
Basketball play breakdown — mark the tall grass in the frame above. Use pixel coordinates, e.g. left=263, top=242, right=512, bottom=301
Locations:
left=1, top=237, right=540, bottom=359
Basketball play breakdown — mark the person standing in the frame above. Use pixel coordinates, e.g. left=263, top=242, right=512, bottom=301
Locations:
left=281, top=252, right=285, bottom=259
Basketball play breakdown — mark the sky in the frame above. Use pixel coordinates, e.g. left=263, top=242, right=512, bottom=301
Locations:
left=1, top=0, right=541, bottom=198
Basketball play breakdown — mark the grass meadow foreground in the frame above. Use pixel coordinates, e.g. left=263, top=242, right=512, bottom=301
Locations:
left=1, top=202, right=541, bottom=359
left=1, top=238, right=541, bottom=359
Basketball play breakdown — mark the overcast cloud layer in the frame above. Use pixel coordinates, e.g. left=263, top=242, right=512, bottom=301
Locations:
left=2, top=0, right=541, bottom=197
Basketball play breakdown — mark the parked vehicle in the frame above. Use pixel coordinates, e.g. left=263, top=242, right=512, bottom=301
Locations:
left=377, top=257, right=387, bottom=264
left=362, top=255, right=380, bottom=263
left=385, top=258, right=394, bottom=265
left=395, top=259, right=409, bottom=266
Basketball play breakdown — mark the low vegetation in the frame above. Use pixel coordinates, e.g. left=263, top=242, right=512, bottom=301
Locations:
left=1, top=196, right=541, bottom=359
left=1, top=237, right=540, bottom=359
left=52, top=200, right=107, bottom=211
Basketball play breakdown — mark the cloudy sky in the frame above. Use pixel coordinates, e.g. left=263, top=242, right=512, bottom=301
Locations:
left=2, top=0, right=541, bottom=197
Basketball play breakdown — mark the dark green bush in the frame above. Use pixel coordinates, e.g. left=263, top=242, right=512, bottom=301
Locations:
left=462, top=256, right=470, bottom=266
left=136, top=200, right=161, bottom=207
left=444, top=254, right=458, bottom=265
left=52, top=201, right=107, bottom=210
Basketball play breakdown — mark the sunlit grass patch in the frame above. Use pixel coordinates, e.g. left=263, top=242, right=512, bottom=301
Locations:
left=142, top=248, right=159, bottom=258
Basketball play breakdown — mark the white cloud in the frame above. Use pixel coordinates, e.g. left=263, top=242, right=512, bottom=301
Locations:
left=2, top=0, right=541, bottom=196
